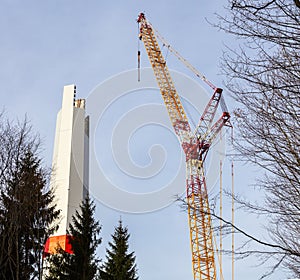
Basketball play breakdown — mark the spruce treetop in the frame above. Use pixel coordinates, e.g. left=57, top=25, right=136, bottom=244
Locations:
left=100, top=219, right=138, bottom=280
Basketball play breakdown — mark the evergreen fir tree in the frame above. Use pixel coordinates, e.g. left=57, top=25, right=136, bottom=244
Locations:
left=46, top=195, right=101, bottom=280
left=100, top=220, right=138, bottom=280
left=0, top=151, right=60, bottom=279
left=44, top=248, right=72, bottom=280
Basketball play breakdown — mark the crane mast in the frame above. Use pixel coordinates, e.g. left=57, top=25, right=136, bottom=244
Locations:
left=137, top=13, right=230, bottom=280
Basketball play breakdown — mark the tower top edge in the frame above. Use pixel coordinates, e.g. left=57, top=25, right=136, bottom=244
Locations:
left=75, top=99, right=86, bottom=109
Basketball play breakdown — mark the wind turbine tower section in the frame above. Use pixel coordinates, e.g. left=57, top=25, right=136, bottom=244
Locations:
left=44, top=84, right=89, bottom=254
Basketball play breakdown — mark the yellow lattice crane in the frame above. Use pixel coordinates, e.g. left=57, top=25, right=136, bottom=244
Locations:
left=137, top=13, right=231, bottom=280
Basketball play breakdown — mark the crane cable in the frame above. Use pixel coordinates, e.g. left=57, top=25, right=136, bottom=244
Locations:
left=231, top=127, right=235, bottom=280
left=150, top=22, right=216, bottom=90
left=137, top=22, right=141, bottom=82
left=220, top=159, right=223, bottom=278
left=149, top=22, right=229, bottom=113
left=213, top=232, right=225, bottom=280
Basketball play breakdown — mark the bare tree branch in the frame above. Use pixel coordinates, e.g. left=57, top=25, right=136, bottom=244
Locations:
left=212, top=0, right=300, bottom=277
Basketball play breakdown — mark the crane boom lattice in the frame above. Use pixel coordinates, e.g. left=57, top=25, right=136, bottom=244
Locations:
left=137, top=14, right=191, bottom=145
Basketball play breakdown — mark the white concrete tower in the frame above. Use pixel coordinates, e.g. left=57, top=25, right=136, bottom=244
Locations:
left=44, top=84, right=89, bottom=254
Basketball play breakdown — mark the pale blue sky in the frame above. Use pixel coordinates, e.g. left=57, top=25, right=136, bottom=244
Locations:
left=0, top=1, right=287, bottom=279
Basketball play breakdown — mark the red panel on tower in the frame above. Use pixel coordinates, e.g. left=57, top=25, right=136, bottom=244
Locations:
left=43, top=234, right=73, bottom=257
